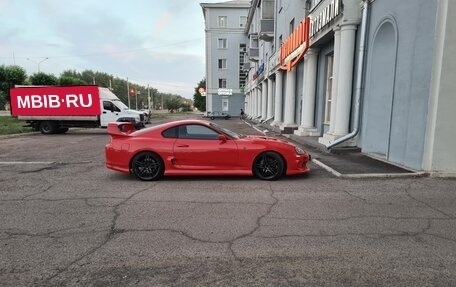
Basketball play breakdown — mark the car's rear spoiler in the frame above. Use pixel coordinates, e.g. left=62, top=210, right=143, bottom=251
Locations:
left=107, top=122, right=136, bottom=136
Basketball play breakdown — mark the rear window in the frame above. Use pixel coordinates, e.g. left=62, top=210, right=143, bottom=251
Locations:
left=162, top=127, right=178, bottom=138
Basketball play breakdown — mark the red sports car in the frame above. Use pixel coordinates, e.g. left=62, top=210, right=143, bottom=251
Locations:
left=105, top=119, right=310, bottom=181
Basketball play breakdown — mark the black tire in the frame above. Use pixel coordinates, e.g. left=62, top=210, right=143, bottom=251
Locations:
left=210, top=116, right=215, bottom=120
left=224, top=116, right=229, bottom=120
left=39, top=121, right=58, bottom=134
left=131, top=152, right=164, bottom=181
left=253, top=152, right=285, bottom=180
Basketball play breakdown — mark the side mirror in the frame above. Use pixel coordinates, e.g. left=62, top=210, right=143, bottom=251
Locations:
left=218, top=134, right=227, bottom=142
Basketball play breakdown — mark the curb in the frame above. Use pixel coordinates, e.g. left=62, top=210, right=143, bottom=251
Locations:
left=312, top=158, right=426, bottom=179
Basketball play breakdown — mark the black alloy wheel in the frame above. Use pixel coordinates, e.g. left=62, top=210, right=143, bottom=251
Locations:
left=131, top=152, right=164, bottom=181
left=253, top=151, right=284, bottom=180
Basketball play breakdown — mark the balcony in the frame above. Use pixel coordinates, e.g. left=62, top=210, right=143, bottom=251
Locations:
left=248, top=48, right=259, bottom=62
left=242, top=61, right=250, bottom=71
left=259, top=19, right=274, bottom=42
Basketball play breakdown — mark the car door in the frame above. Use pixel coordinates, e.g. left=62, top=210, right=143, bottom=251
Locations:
left=173, top=124, right=238, bottom=170
left=100, top=100, right=121, bottom=127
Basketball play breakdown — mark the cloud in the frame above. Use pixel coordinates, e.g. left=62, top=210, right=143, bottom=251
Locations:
left=153, top=11, right=174, bottom=36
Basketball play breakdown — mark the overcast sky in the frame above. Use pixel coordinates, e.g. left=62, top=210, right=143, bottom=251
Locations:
left=0, top=0, right=224, bottom=99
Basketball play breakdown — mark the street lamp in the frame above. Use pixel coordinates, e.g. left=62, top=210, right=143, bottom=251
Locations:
left=26, top=57, right=49, bottom=72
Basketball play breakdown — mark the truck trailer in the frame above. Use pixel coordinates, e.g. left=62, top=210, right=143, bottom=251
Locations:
left=10, top=85, right=147, bottom=134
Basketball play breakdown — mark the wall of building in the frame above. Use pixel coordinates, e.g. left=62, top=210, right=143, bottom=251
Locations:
left=423, top=0, right=456, bottom=176
left=361, top=0, right=438, bottom=169
left=202, top=2, right=249, bottom=115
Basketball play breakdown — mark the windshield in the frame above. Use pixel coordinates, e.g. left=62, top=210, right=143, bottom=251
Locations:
left=112, top=99, right=129, bottom=110
left=209, top=122, right=245, bottom=139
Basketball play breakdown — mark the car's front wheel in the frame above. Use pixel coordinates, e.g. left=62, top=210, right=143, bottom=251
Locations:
left=253, top=152, right=284, bottom=180
left=131, top=152, right=164, bottom=181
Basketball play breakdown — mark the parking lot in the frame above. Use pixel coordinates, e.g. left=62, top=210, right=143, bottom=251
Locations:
left=1, top=113, right=456, bottom=286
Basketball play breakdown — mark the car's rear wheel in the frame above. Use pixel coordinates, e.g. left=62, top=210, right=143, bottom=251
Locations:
left=253, top=152, right=284, bottom=180
left=210, top=116, right=215, bottom=120
left=131, top=152, right=164, bottom=181
left=39, top=121, right=58, bottom=134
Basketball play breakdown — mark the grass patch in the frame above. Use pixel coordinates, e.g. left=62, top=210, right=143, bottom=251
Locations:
left=0, top=116, right=33, bottom=135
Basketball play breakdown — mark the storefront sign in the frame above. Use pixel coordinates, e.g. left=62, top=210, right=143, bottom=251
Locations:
left=218, top=88, right=233, bottom=96
left=309, top=0, right=341, bottom=38
left=279, top=17, right=310, bottom=71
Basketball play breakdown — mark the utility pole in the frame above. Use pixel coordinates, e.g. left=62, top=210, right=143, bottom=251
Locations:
left=126, top=78, right=130, bottom=108
left=26, top=57, right=49, bottom=72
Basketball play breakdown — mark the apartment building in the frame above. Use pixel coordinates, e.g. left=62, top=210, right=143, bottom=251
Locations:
left=200, top=0, right=250, bottom=116
left=202, top=0, right=456, bottom=176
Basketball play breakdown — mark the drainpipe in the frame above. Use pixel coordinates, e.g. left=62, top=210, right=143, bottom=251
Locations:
left=326, top=0, right=370, bottom=149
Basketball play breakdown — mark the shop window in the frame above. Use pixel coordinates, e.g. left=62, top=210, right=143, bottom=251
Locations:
left=324, top=54, right=334, bottom=124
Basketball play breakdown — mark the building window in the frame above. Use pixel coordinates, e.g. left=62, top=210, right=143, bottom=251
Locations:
left=219, top=78, right=227, bottom=88
left=308, top=0, right=323, bottom=11
left=222, top=97, right=229, bottom=111
left=289, top=18, right=295, bottom=35
left=218, top=38, right=227, bottom=49
left=218, top=16, right=227, bottom=28
left=239, top=16, right=247, bottom=28
left=218, top=59, right=227, bottom=69
left=324, top=54, right=334, bottom=124
left=239, top=44, right=247, bottom=88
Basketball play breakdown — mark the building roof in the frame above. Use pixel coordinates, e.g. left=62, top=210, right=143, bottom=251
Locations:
left=200, top=0, right=251, bottom=9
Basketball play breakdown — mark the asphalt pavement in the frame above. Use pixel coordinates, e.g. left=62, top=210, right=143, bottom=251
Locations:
left=1, top=112, right=455, bottom=286
left=244, top=118, right=422, bottom=178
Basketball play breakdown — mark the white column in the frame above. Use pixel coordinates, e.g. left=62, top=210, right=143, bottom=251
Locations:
left=282, top=67, right=297, bottom=128
left=272, top=70, right=284, bottom=126
left=244, top=92, right=250, bottom=115
left=256, top=87, right=262, bottom=119
left=329, top=26, right=341, bottom=134
left=253, top=88, right=258, bottom=118
left=334, top=24, right=357, bottom=135
left=319, top=24, right=357, bottom=146
left=295, top=48, right=320, bottom=136
left=267, top=77, right=274, bottom=120
left=261, top=80, right=268, bottom=120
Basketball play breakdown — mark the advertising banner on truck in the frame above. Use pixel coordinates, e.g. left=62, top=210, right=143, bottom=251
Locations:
left=10, top=85, right=101, bottom=116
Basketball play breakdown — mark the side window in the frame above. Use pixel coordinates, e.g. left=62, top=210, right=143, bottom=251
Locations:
left=178, top=125, right=219, bottom=140
left=162, top=126, right=178, bottom=138
left=103, top=101, right=120, bottom=112
left=103, top=101, right=112, bottom=110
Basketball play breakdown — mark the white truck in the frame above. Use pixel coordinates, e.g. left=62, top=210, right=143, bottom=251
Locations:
left=10, top=85, right=147, bottom=134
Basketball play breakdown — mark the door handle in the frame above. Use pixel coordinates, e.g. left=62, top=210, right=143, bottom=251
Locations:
left=102, top=111, right=107, bottom=114
left=177, top=144, right=189, bottom=148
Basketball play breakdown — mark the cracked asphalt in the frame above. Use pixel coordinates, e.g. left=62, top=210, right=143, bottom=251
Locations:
left=1, top=113, right=456, bottom=286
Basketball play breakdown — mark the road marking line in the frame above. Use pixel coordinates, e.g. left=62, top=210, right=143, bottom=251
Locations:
left=0, top=161, right=55, bottom=165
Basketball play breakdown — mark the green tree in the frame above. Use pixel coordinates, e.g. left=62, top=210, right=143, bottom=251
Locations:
left=165, top=97, right=182, bottom=112
left=29, top=72, right=59, bottom=85
left=59, top=76, right=86, bottom=85
left=193, top=79, right=206, bottom=112
left=0, top=65, right=27, bottom=109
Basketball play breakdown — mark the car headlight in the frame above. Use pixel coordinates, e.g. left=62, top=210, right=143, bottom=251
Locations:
left=294, top=146, right=305, bottom=154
